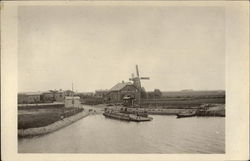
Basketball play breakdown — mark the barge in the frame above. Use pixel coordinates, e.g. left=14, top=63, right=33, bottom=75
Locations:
left=103, top=109, right=153, bottom=122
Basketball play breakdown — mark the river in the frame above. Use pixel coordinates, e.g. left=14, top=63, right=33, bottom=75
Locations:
left=18, top=114, right=225, bottom=153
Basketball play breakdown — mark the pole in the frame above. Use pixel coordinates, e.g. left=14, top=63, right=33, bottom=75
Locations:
left=72, top=82, right=74, bottom=108
left=139, top=88, right=141, bottom=108
left=154, top=93, right=156, bottom=108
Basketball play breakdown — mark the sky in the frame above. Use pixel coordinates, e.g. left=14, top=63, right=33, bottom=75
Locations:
left=18, top=5, right=225, bottom=92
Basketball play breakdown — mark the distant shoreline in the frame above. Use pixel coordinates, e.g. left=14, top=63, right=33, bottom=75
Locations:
left=106, top=104, right=225, bottom=117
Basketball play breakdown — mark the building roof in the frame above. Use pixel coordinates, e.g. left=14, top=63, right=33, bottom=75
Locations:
left=42, top=91, right=53, bottom=94
left=24, top=92, right=43, bottom=96
left=95, top=90, right=109, bottom=94
left=110, top=82, right=133, bottom=91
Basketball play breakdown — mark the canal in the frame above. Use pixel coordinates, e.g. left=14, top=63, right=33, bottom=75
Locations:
left=18, top=114, right=225, bottom=153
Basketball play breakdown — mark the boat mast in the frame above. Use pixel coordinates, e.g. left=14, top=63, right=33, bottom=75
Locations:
left=136, top=65, right=141, bottom=108
left=72, top=82, right=74, bottom=107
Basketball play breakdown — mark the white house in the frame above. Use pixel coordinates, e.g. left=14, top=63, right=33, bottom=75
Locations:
left=64, top=96, right=81, bottom=108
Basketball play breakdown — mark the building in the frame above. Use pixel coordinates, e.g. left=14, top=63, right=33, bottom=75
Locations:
left=41, top=91, right=54, bottom=103
left=106, top=82, right=139, bottom=103
left=18, top=92, right=42, bottom=104
left=27, top=92, right=41, bottom=103
left=64, top=96, right=81, bottom=108
left=18, top=93, right=28, bottom=104
left=18, top=89, right=76, bottom=104
left=64, top=90, right=74, bottom=97
left=76, top=92, right=94, bottom=98
left=54, top=90, right=65, bottom=102
left=95, top=90, right=109, bottom=98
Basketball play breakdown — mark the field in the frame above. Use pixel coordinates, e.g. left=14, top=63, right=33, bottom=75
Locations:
left=161, top=90, right=225, bottom=97
left=142, top=90, right=225, bottom=107
left=18, top=106, right=84, bottom=129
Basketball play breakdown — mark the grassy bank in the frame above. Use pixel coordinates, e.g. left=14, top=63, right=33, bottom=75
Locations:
left=140, top=97, right=225, bottom=107
left=18, top=106, right=84, bottom=129
left=18, top=111, right=89, bottom=137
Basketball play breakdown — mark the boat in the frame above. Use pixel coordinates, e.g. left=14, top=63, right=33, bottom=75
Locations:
left=106, top=103, right=114, bottom=106
left=103, top=109, right=153, bottom=122
left=119, top=107, right=149, bottom=117
left=176, top=110, right=196, bottom=118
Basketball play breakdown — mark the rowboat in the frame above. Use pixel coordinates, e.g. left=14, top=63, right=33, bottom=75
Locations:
left=176, top=110, right=196, bottom=118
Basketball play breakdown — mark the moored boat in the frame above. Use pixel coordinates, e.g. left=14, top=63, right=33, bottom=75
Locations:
left=176, top=110, right=196, bottom=118
left=119, top=108, right=149, bottom=117
left=103, top=109, right=153, bottom=122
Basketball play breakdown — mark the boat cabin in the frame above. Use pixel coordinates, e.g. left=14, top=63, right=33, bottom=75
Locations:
left=122, top=96, right=135, bottom=107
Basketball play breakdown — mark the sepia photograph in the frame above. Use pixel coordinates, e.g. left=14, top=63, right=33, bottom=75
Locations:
left=1, top=1, right=249, bottom=161
left=17, top=4, right=225, bottom=154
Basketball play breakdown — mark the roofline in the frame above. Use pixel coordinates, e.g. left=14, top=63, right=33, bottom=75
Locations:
left=107, top=84, right=138, bottom=94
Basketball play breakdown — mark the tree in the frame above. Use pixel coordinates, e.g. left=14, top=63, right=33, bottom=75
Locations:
left=154, top=89, right=162, bottom=98
left=140, top=87, right=147, bottom=99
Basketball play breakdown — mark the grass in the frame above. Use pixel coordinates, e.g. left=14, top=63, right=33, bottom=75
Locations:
left=161, top=90, right=225, bottom=97
left=141, top=97, right=225, bottom=107
left=18, top=113, right=61, bottom=129
left=18, top=107, right=84, bottom=129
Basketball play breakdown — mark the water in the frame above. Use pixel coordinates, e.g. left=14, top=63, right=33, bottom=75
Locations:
left=18, top=115, right=225, bottom=153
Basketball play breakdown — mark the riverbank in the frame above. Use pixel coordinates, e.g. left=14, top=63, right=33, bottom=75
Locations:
left=18, top=115, right=225, bottom=153
left=18, top=110, right=89, bottom=137
left=18, top=102, right=64, bottom=108
left=18, top=107, right=85, bottom=129
left=104, top=104, right=225, bottom=116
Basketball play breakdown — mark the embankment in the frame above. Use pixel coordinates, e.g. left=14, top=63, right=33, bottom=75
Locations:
left=18, top=111, right=89, bottom=137
left=109, top=104, right=225, bottom=116
left=112, top=106, right=185, bottom=115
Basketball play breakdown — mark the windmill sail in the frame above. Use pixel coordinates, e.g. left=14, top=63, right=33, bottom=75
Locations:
left=128, top=65, right=150, bottom=108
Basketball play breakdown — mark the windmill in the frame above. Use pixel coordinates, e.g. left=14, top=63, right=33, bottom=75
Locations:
left=129, top=65, right=150, bottom=107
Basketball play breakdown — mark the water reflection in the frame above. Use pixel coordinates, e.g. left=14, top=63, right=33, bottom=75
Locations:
left=19, top=115, right=225, bottom=153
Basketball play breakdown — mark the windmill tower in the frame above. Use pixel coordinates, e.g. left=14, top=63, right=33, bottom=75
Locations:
left=129, top=65, right=150, bottom=107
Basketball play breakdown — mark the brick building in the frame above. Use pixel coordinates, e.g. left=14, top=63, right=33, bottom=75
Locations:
left=106, top=82, right=139, bottom=103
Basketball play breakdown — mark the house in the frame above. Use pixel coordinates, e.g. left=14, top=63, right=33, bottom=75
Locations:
left=76, top=92, right=94, bottom=98
left=41, top=91, right=54, bottom=103
left=106, top=82, right=139, bottom=103
left=95, top=90, right=109, bottom=98
left=64, top=90, right=74, bottom=97
left=64, top=96, right=81, bottom=108
left=18, top=93, right=28, bottom=104
left=54, top=90, right=65, bottom=102
left=27, top=92, right=41, bottom=103
left=18, top=92, right=42, bottom=104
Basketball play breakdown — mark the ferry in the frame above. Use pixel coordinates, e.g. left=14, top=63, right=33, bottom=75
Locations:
left=103, top=109, right=153, bottom=122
